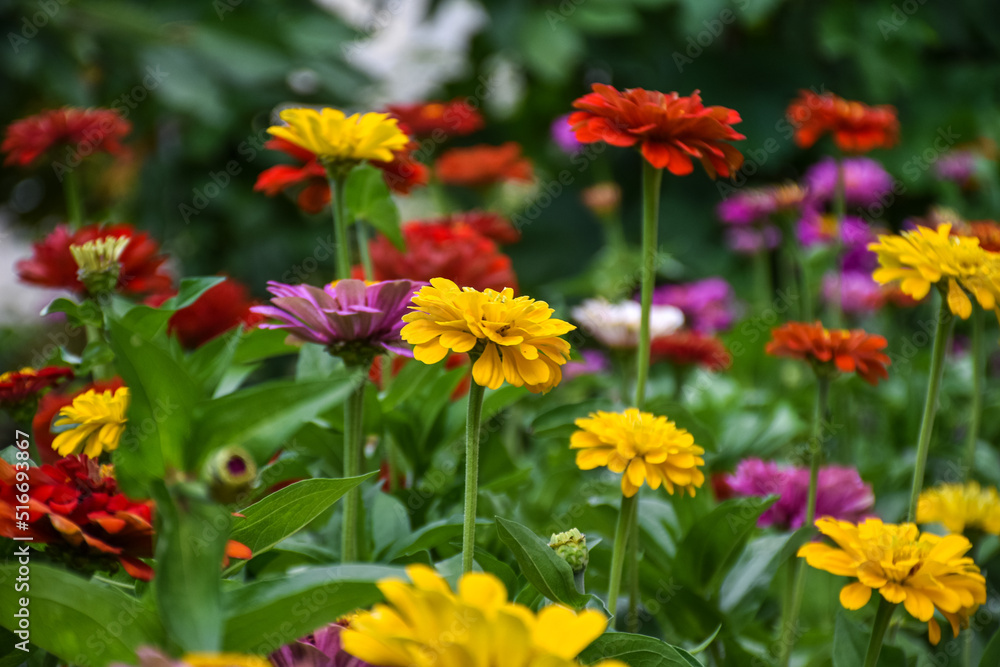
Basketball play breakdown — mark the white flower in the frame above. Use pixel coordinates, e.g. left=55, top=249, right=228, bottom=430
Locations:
left=572, top=298, right=684, bottom=349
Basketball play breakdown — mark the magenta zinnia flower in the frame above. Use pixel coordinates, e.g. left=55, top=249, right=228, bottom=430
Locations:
left=563, top=349, right=611, bottom=380
left=651, top=277, right=738, bottom=334
left=934, top=149, right=977, bottom=186
left=725, top=458, right=874, bottom=530
left=822, top=270, right=886, bottom=314
left=716, top=183, right=805, bottom=226
left=271, top=623, right=370, bottom=667
left=251, top=279, right=422, bottom=362
left=802, top=156, right=893, bottom=207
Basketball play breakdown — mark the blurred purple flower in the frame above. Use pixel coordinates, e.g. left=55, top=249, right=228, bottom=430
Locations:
left=651, top=277, right=738, bottom=333
left=564, top=349, right=611, bottom=379
left=271, top=624, right=370, bottom=667
left=803, top=156, right=893, bottom=207
left=716, top=183, right=805, bottom=225
left=726, top=458, right=875, bottom=530
left=552, top=114, right=583, bottom=154
left=725, top=225, right=782, bottom=255
left=934, top=150, right=976, bottom=186
left=252, top=279, right=422, bottom=359
left=822, top=270, right=885, bottom=314
left=796, top=208, right=874, bottom=248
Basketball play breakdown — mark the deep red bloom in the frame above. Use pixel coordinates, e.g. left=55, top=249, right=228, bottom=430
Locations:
left=33, top=378, right=126, bottom=464
left=364, top=221, right=518, bottom=292
left=255, top=137, right=428, bottom=214
left=17, top=223, right=172, bottom=296
left=569, top=84, right=745, bottom=177
left=0, top=366, right=73, bottom=408
left=435, top=143, right=533, bottom=188
left=0, top=454, right=154, bottom=580
left=651, top=331, right=731, bottom=371
left=2, top=107, right=131, bottom=167
left=146, top=277, right=264, bottom=348
left=385, top=100, right=484, bottom=138
left=448, top=210, right=521, bottom=245
left=786, top=90, right=899, bottom=153
left=765, top=321, right=890, bottom=385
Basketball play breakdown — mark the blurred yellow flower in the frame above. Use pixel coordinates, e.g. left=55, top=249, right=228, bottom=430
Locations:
left=797, top=517, right=986, bottom=645
left=182, top=654, right=270, bottom=667
left=571, top=408, right=705, bottom=497
left=267, top=107, right=409, bottom=166
left=52, top=387, right=129, bottom=458
left=917, top=481, right=1000, bottom=535
left=342, top=564, right=624, bottom=667
left=868, top=223, right=1000, bottom=320
left=401, top=278, right=575, bottom=393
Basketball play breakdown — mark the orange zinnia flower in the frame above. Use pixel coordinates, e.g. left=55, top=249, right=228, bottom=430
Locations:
left=568, top=84, right=745, bottom=177
left=766, top=321, right=890, bottom=385
left=651, top=331, right=731, bottom=371
left=435, top=142, right=533, bottom=188
left=958, top=221, right=1000, bottom=253
left=786, top=90, right=899, bottom=153
left=2, top=107, right=131, bottom=167
left=385, top=99, right=484, bottom=138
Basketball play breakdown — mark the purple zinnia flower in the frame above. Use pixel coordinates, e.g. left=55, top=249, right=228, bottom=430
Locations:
left=564, top=349, right=611, bottom=379
left=802, top=156, right=893, bottom=208
left=796, top=208, right=873, bottom=248
left=716, top=183, right=806, bottom=226
left=251, top=279, right=422, bottom=361
left=725, top=458, right=875, bottom=530
left=552, top=114, right=583, bottom=154
left=822, top=270, right=885, bottom=314
left=725, top=225, right=782, bottom=255
left=651, top=277, right=739, bottom=334
left=271, top=623, right=370, bottom=667
left=934, top=149, right=976, bottom=186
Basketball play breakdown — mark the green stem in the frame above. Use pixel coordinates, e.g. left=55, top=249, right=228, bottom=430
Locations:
left=863, top=598, right=897, bottom=667
left=753, top=250, right=773, bottom=314
left=778, top=373, right=830, bottom=667
left=328, top=172, right=352, bottom=280
left=63, top=168, right=84, bottom=229
left=627, top=490, right=641, bottom=633
left=462, top=379, right=486, bottom=573
left=963, top=307, right=984, bottom=477
left=341, top=374, right=366, bottom=562
left=356, top=220, right=373, bottom=281
left=907, top=293, right=953, bottom=522
left=607, top=493, right=638, bottom=623
left=636, top=162, right=663, bottom=410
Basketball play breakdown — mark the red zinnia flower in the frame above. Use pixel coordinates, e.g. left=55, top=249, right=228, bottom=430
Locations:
left=651, top=331, right=731, bottom=371
left=2, top=107, right=131, bottom=167
left=363, top=221, right=518, bottom=293
left=435, top=143, right=533, bottom=188
left=0, top=454, right=154, bottom=579
left=33, top=378, right=125, bottom=464
left=786, top=90, right=899, bottom=153
left=765, top=321, right=890, bottom=385
left=17, top=223, right=172, bottom=296
left=568, top=84, right=746, bottom=177
left=409, top=210, right=520, bottom=245
left=255, top=137, right=428, bottom=214
left=146, top=277, right=264, bottom=348
left=385, top=100, right=484, bottom=138
left=0, top=366, right=73, bottom=409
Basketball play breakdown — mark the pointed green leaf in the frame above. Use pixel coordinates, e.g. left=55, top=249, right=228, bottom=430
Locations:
left=495, top=516, right=590, bottom=610
left=579, top=632, right=700, bottom=667
left=345, top=164, right=403, bottom=250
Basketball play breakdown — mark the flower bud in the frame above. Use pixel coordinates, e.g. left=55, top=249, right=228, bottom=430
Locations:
left=549, top=528, right=588, bottom=573
left=69, top=236, right=130, bottom=296
left=206, top=446, right=257, bottom=504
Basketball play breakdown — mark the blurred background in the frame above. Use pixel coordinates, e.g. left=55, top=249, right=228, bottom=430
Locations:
left=1, top=0, right=999, bottom=351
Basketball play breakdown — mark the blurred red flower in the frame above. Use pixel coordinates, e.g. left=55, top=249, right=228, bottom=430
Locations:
left=569, top=84, right=745, bottom=177
left=766, top=321, right=890, bottom=385
left=962, top=221, right=1000, bottom=253
left=255, top=137, right=428, bottom=214
left=363, top=221, right=518, bottom=292
left=435, top=143, right=533, bottom=187
left=33, top=378, right=126, bottom=464
left=147, top=277, right=264, bottom=348
left=447, top=210, right=520, bottom=245
left=0, top=366, right=74, bottom=409
left=2, top=107, right=131, bottom=167
left=786, top=90, right=899, bottom=153
left=17, top=223, right=172, bottom=296
left=651, top=331, right=731, bottom=371
left=385, top=100, right=484, bottom=138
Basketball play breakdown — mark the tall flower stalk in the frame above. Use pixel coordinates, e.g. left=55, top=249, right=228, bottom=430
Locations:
left=462, top=373, right=486, bottom=573
left=963, top=307, right=984, bottom=475
left=636, top=161, right=663, bottom=408
left=341, top=366, right=366, bottom=561
left=328, top=172, right=352, bottom=280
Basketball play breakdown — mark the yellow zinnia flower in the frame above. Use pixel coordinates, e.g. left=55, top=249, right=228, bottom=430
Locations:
left=868, top=223, right=1000, bottom=320
left=342, top=564, right=625, bottom=667
left=52, top=387, right=129, bottom=458
left=917, top=481, right=1000, bottom=535
left=797, top=517, right=986, bottom=645
left=401, top=278, right=575, bottom=393
left=571, top=408, right=705, bottom=498
left=267, top=107, right=409, bottom=167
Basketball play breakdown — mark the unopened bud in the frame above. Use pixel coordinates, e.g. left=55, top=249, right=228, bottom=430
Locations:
left=206, top=446, right=257, bottom=504
left=549, top=528, right=588, bottom=573
left=69, top=236, right=130, bottom=295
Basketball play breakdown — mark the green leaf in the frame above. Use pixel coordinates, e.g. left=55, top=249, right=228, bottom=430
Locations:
left=0, top=564, right=164, bottom=667
left=495, top=516, right=590, bottom=609
left=981, top=627, right=1000, bottom=667
left=107, top=316, right=201, bottom=495
left=673, top=496, right=778, bottom=594
left=689, top=625, right=721, bottom=654
left=192, top=375, right=360, bottom=466
left=579, top=632, right=701, bottom=667
left=232, top=327, right=296, bottom=364
left=832, top=610, right=868, bottom=667
left=382, top=517, right=488, bottom=560
left=345, top=164, right=403, bottom=250
left=719, top=529, right=809, bottom=618
left=222, top=564, right=403, bottom=652
left=230, top=474, right=377, bottom=556
left=153, top=484, right=231, bottom=651
left=160, top=276, right=227, bottom=310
